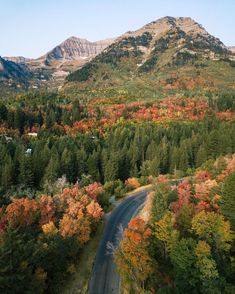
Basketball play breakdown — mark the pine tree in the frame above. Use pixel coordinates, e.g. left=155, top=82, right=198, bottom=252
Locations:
left=221, top=170, right=235, bottom=231
left=43, top=155, right=60, bottom=185
left=196, top=145, right=207, bottom=168
left=150, top=157, right=160, bottom=176
left=104, top=154, right=119, bottom=182
left=0, top=103, right=8, bottom=122
left=61, top=148, right=75, bottom=182
left=178, top=145, right=189, bottom=171
left=170, top=147, right=180, bottom=174
left=1, top=155, right=14, bottom=191
left=19, top=154, right=34, bottom=188
left=87, top=151, right=101, bottom=182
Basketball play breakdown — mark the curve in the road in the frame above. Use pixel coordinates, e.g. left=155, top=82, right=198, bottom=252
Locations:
left=89, top=189, right=150, bottom=294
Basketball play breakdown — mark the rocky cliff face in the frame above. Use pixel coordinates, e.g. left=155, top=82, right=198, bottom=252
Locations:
left=4, top=56, right=32, bottom=64
left=37, top=37, right=115, bottom=66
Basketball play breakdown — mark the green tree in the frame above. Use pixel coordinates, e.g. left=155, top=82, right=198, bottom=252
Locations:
left=0, top=228, right=41, bottom=293
left=19, top=154, right=34, bottom=188
left=196, top=145, right=208, bottom=167
left=221, top=170, right=235, bottom=231
left=1, top=155, right=14, bottom=192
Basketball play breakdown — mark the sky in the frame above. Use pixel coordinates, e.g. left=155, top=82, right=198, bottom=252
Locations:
left=1, top=0, right=235, bottom=58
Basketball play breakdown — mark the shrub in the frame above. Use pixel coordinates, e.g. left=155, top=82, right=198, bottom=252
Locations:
left=125, top=178, right=140, bottom=191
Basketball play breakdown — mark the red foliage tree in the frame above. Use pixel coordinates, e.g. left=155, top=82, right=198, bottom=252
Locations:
left=85, top=182, right=104, bottom=200
left=170, top=181, right=192, bottom=215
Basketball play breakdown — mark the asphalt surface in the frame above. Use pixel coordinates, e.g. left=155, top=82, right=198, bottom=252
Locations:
left=89, top=189, right=150, bottom=294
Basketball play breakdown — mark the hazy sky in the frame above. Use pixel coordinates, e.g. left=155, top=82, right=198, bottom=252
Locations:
left=1, top=0, right=235, bottom=58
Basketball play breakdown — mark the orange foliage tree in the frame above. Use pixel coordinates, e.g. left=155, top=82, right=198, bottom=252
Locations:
left=114, top=217, right=154, bottom=291
left=58, top=185, right=103, bottom=244
left=39, top=195, right=56, bottom=225
left=5, top=198, right=39, bottom=227
left=125, top=178, right=140, bottom=190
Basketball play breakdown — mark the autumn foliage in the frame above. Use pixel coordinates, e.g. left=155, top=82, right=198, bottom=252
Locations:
left=58, top=186, right=103, bottom=244
left=5, top=198, right=39, bottom=227
left=116, top=154, right=235, bottom=292
left=125, top=177, right=140, bottom=190
left=115, top=217, right=154, bottom=290
left=85, top=182, right=104, bottom=200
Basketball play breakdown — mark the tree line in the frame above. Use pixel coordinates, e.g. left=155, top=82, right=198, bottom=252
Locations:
left=1, top=118, right=235, bottom=204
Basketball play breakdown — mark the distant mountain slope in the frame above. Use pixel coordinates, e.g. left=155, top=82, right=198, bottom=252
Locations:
left=39, top=36, right=115, bottom=66
left=1, top=37, right=115, bottom=92
left=4, top=56, right=32, bottom=64
left=65, top=17, right=235, bottom=95
left=0, top=56, right=32, bottom=81
left=229, top=46, right=235, bottom=53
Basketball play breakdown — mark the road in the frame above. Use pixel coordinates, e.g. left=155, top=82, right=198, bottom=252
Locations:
left=89, top=189, right=150, bottom=294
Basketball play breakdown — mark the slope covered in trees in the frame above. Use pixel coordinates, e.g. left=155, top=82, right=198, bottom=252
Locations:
left=115, top=155, right=235, bottom=293
left=0, top=89, right=234, bottom=292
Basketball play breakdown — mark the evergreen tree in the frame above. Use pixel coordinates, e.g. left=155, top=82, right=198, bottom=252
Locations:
left=178, top=145, right=189, bottom=171
left=87, top=151, right=101, bottom=182
left=0, top=104, right=8, bottom=122
left=43, top=155, right=60, bottom=185
left=221, top=170, right=235, bottom=230
left=104, top=154, right=119, bottom=182
left=0, top=228, right=42, bottom=293
left=19, top=154, right=34, bottom=188
left=196, top=145, right=207, bottom=168
left=1, top=155, right=14, bottom=192
left=61, top=148, right=75, bottom=182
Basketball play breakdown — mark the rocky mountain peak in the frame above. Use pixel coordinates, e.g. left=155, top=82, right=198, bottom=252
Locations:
left=4, top=56, right=32, bottom=64
left=122, top=16, right=209, bottom=40
left=40, top=36, right=115, bottom=65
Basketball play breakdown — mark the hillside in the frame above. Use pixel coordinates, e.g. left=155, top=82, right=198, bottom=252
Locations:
left=115, top=154, right=235, bottom=293
left=0, top=56, right=31, bottom=81
left=0, top=57, right=33, bottom=95
left=65, top=17, right=235, bottom=97
left=4, top=37, right=115, bottom=80
left=1, top=37, right=115, bottom=93
left=4, top=56, right=32, bottom=64
left=229, top=46, right=235, bottom=53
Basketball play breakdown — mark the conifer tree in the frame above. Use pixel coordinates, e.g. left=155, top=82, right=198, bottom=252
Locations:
left=221, top=170, right=235, bottom=230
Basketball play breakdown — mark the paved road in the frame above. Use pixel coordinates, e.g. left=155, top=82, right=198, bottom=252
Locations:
left=89, top=189, right=150, bottom=294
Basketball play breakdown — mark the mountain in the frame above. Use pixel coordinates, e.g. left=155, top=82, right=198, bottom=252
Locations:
left=65, top=17, right=235, bottom=95
left=4, top=56, right=32, bottom=64
left=32, top=36, right=115, bottom=80
left=229, top=46, right=235, bottom=53
left=0, top=37, right=115, bottom=92
left=3, top=37, right=115, bottom=85
left=0, top=56, right=32, bottom=82
left=39, top=36, right=115, bottom=66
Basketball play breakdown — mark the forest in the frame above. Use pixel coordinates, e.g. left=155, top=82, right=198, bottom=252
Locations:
left=115, top=154, right=235, bottom=293
left=0, top=90, right=235, bottom=292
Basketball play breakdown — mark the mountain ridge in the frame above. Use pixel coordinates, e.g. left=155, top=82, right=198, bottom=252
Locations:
left=1, top=17, right=235, bottom=94
left=1, top=36, right=115, bottom=90
left=65, top=16, right=235, bottom=94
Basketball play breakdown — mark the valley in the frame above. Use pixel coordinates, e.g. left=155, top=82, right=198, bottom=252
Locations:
left=0, top=14, right=235, bottom=294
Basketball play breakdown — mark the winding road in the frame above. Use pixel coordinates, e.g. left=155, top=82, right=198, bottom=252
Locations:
left=89, top=189, right=151, bottom=294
